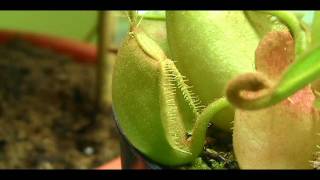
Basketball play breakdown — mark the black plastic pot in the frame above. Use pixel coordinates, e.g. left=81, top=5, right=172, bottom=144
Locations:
left=118, top=130, right=163, bottom=169
left=113, top=109, right=163, bottom=169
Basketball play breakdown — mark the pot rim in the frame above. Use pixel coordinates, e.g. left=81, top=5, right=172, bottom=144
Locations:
left=0, top=29, right=97, bottom=63
left=0, top=29, right=121, bottom=169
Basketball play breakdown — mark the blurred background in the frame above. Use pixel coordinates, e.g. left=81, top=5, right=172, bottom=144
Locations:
left=0, top=11, right=314, bottom=42
left=0, top=11, right=131, bottom=46
left=0, top=11, right=97, bottom=42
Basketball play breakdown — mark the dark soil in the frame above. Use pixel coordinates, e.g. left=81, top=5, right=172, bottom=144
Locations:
left=0, top=39, right=120, bottom=169
left=201, top=124, right=239, bottom=169
left=182, top=124, right=239, bottom=169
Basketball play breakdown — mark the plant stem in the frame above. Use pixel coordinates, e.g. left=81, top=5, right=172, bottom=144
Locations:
left=96, top=11, right=114, bottom=110
left=128, top=11, right=138, bottom=31
left=191, top=98, right=230, bottom=157
left=312, top=11, right=320, bottom=47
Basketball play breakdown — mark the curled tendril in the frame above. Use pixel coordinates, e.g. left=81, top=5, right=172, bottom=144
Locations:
left=226, top=72, right=275, bottom=110
left=226, top=45, right=320, bottom=110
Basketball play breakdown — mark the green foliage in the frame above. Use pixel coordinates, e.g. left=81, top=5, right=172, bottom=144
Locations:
left=112, top=11, right=318, bottom=168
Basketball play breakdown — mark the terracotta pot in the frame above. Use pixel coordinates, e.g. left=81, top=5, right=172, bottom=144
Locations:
left=0, top=29, right=121, bottom=170
left=0, top=29, right=97, bottom=63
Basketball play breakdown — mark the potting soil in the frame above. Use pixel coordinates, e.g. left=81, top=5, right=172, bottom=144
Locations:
left=0, top=39, right=119, bottom=169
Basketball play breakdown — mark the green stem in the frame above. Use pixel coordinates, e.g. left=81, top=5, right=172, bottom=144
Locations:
left=312, top=11, right=320, bottom=47
left=190, top=98, right=230, bottom=157
left=96, top=11, right=114, bottom=109
left=128, top=11, right=138, bottom=31
left=273, top=45, right=320, bottom=101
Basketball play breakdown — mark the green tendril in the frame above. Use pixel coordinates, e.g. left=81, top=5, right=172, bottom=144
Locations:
left=190, top=98, right=230, bottom=156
